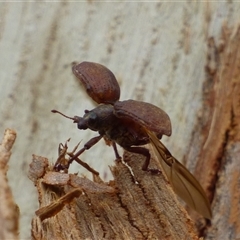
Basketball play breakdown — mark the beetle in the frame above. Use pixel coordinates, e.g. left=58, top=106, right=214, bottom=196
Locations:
left=52, top=61, right=212, bottom=219
left=52, top=62, right=171, bottom=173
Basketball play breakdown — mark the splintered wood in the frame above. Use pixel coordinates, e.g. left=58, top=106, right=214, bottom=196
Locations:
left=0, top=129, right=19, bottom=240
left=29, top=145, right=199, bottom=240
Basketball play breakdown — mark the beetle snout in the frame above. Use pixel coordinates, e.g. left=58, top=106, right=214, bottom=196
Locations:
left=74, top=116, right=88, bottom=130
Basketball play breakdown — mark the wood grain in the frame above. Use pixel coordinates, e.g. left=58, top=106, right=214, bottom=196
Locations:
left=29, top=151, right=199, bottom=240
left=0, top=129, right=19, bottom=240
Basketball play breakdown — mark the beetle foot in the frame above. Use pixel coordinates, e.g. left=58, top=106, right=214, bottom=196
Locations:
left=54, top=163, right=69, bottom=173
left=147, top=168, right=162, bottom=175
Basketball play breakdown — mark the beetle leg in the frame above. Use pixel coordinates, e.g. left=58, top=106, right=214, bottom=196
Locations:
left=67, top=151, right=99, bottom=176
left=124, top=146, right=160, bottom=174
left=112, top=141, right=121, bottom=160
left=68, top=135, right=103, bottom=166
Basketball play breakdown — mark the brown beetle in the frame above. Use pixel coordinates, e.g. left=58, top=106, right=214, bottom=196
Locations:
left=52, top=62, right=171, bottom=173
left=52, top=61, right=212, bottom=219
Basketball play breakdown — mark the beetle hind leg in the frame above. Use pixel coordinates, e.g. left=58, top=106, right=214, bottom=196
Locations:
left=112, top=142, right=121, bottom=160
left=124, top=146, right=161, bottom=174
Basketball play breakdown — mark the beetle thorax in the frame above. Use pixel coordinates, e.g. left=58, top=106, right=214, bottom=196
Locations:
left=78, top=104, right=118, bottom=132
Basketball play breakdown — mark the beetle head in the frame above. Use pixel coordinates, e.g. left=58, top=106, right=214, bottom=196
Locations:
left=79, top=104, right=116, bottom=132
left=72, top=115, right=88, bottom=130
left=51, top=105, right=116, bottom=133
left=77, top=110, right=98, bottom=131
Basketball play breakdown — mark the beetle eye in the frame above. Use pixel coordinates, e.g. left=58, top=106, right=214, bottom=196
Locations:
left=84, top=109, right=90, bottom=114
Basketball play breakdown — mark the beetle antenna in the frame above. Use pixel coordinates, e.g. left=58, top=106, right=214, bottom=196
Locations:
left=51, top=109, right=75, bottom=121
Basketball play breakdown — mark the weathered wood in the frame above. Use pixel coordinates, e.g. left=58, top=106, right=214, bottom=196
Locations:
left=186, top=25, right=240, bottom=239
left=0, top=129, right=19, bottom=240
left=29, top=149, right=199, bottom=240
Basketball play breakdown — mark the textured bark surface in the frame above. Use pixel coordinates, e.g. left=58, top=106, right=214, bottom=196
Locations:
left=0, top=2, right=240, bottom=239
left=29, top=149, right=199, bottom=240
left=192, top=25, right=240, bottom=240
left=0, top=129, right=19, bottom=240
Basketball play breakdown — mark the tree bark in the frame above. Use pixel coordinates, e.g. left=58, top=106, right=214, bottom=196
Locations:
left=188, top=25, right=240, bottom=239
left=29, top=148, right=199, bottom=240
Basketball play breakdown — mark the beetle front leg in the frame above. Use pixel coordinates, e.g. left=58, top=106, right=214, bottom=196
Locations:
left=124, top=146, right=160, bottom=174
left=68, top=135, right=103, bottom=166
left=54, top=135, right=102, bottom=173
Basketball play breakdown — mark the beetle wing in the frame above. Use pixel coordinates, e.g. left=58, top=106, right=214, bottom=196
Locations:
left=114, top=100, right=171, bottom=137
left=146, top=129, right=212, bottom=219
left=72, top=62, right=120, bottom=104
